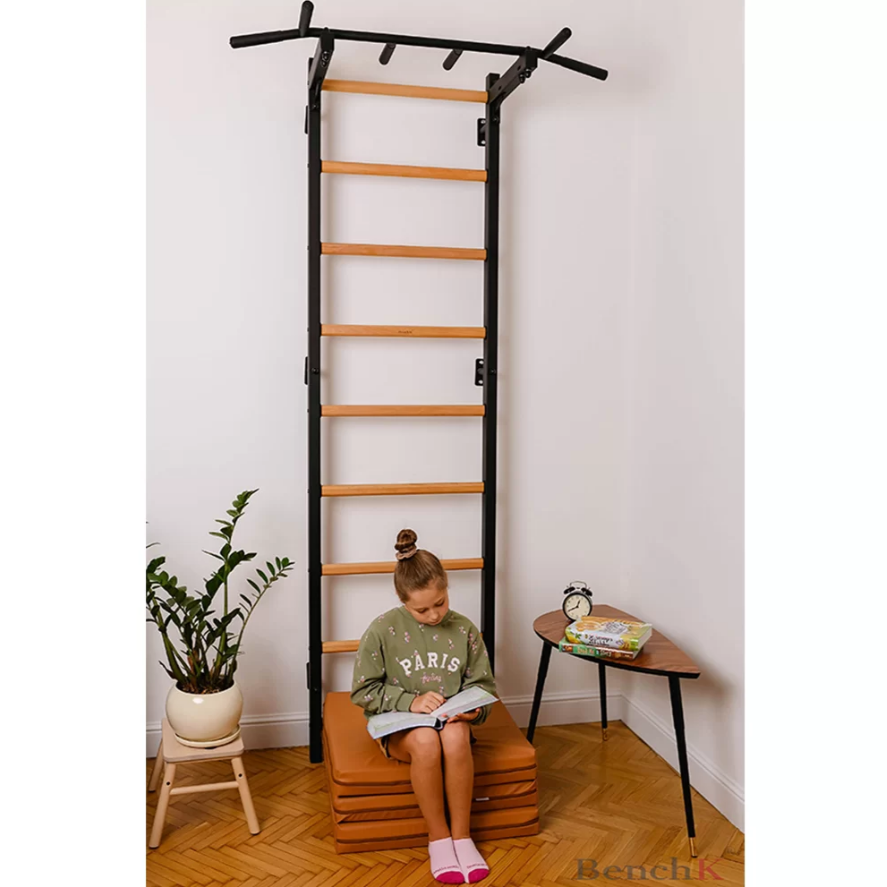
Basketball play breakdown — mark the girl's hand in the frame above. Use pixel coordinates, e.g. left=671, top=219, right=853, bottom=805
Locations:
left=409, top=691, right=447, bottom=713
left=443, top=708, right=481, bottom=723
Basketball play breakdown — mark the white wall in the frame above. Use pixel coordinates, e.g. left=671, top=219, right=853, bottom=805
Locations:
left=619, top=1, right=745, bottom=828
left=148, top=0, right=743, bottom=828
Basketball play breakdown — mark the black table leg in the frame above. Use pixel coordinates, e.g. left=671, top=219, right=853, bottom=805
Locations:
left=668, top=675, right=697, bottom=858
left=526, top=642, right=552, bottom=744
left=598, top=662, right=608, bottom=741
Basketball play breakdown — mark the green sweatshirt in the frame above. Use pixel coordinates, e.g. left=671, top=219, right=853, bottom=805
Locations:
left=350, top=605, right=498, bottom=726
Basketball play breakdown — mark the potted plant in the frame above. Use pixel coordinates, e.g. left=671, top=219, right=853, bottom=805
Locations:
left=146, top=489, right=293, bottom=747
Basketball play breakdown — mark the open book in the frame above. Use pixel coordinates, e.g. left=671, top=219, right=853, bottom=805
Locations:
left=365, top=686, right=499, bottom=741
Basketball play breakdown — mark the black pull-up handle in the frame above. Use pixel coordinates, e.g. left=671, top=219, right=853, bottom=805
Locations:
left=379, top=42, right=396, bottom=65
left=443, top=49, right=462, bottom=71
left=299, top=2, right=314, bottom=37
left=542, top=27, right=571, bottom=59
left=547, top=53, right=608, bottom=81
left=231, top=29, right=299, bottom=49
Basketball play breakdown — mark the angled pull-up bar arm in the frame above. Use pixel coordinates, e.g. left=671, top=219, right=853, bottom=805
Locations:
left=230, top=1, right=608, bottom=83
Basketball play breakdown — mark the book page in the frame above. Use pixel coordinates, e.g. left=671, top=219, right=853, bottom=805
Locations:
left=429, top=686, right=499, bottom=719
left=366, top=710, right=437, bottom=740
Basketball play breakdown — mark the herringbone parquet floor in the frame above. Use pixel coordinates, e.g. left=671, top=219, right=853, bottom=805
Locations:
left=146, top=720, right=744, bottom=887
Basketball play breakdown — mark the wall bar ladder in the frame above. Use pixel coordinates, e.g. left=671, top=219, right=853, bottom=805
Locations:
left=230, top=1, right=608, bottom=765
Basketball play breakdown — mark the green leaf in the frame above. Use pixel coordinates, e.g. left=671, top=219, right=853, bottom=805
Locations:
left=256, top=569, right=268, bottom=583
left=247, top=579, right=260, bottom=593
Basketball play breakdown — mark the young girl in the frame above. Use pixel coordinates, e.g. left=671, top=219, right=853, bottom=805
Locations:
left=350, top=529, right=498, bottom=884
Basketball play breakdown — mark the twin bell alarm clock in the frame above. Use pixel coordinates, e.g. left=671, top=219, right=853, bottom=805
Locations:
left=562, top=581, right=593, bottom=620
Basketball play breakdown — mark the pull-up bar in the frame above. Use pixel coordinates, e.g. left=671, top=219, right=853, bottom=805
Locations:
left=230, top=1, right=608, bottom=83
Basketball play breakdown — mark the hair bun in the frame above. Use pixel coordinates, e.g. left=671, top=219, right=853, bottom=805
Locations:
left=395, top=528, right=418, bottom=561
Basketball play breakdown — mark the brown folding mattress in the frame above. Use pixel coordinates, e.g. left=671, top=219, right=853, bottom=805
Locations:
left=322, top=691, right=540, bottom=853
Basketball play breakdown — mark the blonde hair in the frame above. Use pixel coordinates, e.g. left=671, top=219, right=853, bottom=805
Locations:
left=393, top=529, right=447, bottom=602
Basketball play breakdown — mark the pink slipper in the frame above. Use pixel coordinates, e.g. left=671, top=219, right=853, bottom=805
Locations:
left=453, top=837, right=490, bottom=882
left=429, top=836, right=465, bottom=884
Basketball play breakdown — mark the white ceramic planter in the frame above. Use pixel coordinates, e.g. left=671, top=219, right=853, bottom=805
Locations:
left=166, top=681, right=243, bottom=747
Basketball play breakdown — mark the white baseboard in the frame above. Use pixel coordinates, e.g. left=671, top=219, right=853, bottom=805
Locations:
left=619, top=692, right=745, bottom=831
left=146, top=689, right=743, bottom=830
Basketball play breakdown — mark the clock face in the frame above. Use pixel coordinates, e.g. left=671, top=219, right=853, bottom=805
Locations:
left=563, top=591, right=592, bottom=620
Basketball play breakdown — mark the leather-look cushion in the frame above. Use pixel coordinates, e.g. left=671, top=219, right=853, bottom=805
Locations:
left=323, top=691, right=537, bottom=793
left=321, top=691, right=540, bottom=852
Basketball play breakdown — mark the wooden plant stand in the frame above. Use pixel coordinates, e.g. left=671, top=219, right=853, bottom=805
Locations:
left=147, top=718, right=260, bottom=849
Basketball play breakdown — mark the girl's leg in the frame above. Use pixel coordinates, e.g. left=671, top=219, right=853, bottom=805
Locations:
left=389, top=727, right=464, bottom=883
left=440, top=721, right=490, bottom=882
left=388, top=727, right=449, bottom=840
left=438, top=721, right=474, bottom=838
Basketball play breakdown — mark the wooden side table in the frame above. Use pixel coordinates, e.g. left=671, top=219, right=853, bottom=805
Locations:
left=527, top=606, right=702, bottom=857
left=147, top=718, right=260, bottom=849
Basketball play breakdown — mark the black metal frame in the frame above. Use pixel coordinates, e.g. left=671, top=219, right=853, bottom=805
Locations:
left=481, top=71, right=501, bottom=675
left=230, top=2, right=608, bottom=766
left=305, top=35, right=329, bottom=765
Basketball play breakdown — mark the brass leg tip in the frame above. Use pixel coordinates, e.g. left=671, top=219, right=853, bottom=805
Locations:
left=602, top=728, right=609, bottom=742
left=689, top=837, right=697, bottom=857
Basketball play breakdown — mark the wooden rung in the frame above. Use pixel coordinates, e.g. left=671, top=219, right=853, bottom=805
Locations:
left=323, top=640, right=360, bottom=654
left=324, top=629, right=484, bottom=654
left=321, top=79, right=487, bottom=104
left=169, top=781, right=239, bottom=796
left=322, top=325, right=485, bottom=339
left=323, top=557, right=484, bottom=576
left=322, top=405, right=484, bottom=417
left=321, top=242, right=485, bottom=260
left=322, top=482, right=484, bottom=497
left=321, top=161, right=486, bottom=182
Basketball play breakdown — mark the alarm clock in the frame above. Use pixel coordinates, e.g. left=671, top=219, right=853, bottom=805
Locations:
left=562, top=581, right=593, bottom=621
